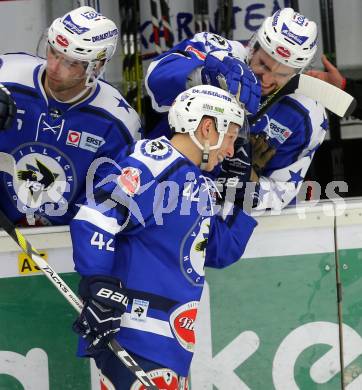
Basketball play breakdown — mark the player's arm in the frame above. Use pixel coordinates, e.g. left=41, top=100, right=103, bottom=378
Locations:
left=70, top=157, right=156, bottom=352
left=70, top=157, right=157, bottom=275
left=145, top=49, right=205, bottom=112
left=250, top=98, right=327, bottom=210
left=205, top=208, right=257, bottom=269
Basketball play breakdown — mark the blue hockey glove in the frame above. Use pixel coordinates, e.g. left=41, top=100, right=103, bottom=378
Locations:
left=73, top=275, right=129, bottom=354
left=201, top=50, right=261, bottom=114
left=0, top=83, right=16, bottom=130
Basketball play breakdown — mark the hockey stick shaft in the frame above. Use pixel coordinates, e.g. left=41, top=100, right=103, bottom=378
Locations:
left=250, top=73, right=356, bottom=125
left=160, top=0, right=174, bottom=48
left=0, top=207, right=158, bottom=389
left=150, top=0, right=162, bottom=54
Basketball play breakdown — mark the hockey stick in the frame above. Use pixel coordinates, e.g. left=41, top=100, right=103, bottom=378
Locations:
left=250, top=73, right=356, bottom=125
left=0, top=157, right=158, bottom=389
left=160, top=0, right=174, bottom=49
left=150, top=0, right=162, bottom=55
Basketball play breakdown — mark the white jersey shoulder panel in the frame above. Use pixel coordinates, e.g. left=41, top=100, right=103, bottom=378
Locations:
left=90, top=80, right=141, bottom=138
left=0, top=53, right=43, bottom=88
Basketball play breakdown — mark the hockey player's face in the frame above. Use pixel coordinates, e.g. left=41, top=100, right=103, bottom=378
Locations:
left=46, top=45, right=87, bottom=92
left=250, top=48, right=297, bottom=95
left=206, top=124, right=239, bottom=171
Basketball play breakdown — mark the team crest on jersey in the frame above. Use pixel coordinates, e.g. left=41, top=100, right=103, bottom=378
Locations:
left=130, top=368, right=187, bottom=390
left=117, top=167, right=141, bottom=196
left=140, top=140, right=172, bottom=160
left=6, top=143, right=76, bottom=213
left=205, top=33, right=231, bottom=51
left=170, top=301, right=198, bottom=352
left=180, top=217, right=210, bottom=286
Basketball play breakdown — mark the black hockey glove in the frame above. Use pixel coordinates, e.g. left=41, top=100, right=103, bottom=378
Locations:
left=0, top=83, right=16, bottom=130
left=216, top=138, right=253, bottom=207
left=72, top=275, right=129, bottom=354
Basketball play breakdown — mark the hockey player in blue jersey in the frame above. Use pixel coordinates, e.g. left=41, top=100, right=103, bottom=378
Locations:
left=145, top=8, right=328, bottom=210
left=0, top=6, right=141, bottom=226
left=70, top=85, right=257, bottom=389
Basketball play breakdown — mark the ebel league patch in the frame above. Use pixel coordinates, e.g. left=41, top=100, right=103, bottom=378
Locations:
left=170, top=301, right=198, bottom=352
left=118, top=167, right=141, bottom=196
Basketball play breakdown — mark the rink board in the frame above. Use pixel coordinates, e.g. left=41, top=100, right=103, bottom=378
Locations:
left=0, top=201, right=362, bottom=389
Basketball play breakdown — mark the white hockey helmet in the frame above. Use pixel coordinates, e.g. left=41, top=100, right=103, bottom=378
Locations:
left=251, top=8, right=318, bottom=69
left=168, top=85, right=246, bottom=151
left=47, top=6, right=118, bottom=84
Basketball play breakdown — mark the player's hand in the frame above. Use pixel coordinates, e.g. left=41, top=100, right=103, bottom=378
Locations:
left=216, top=138, right=252, bottom=205
left=250, top=134, right=276, bottom=177
left=0, top=83, right=16, bottom=130
left=306, top=55, right=345, bottom=89
left=201, top=50, right=261, bottom=114
left=72, top=275, right=128, bottom=354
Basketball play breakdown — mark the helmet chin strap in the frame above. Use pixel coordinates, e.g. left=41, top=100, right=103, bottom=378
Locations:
left=200, top=140, right=210, bottom=171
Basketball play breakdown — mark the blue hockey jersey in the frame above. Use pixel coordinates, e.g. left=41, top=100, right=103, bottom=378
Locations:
left=145, top=32, right=328, bottom=209
left=0, top=53, right=141, bottom=225
left=70, top=136, right=257, bottom=376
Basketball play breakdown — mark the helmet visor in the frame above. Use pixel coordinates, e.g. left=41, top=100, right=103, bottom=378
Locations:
left=46, top=42, right=88, bottom=79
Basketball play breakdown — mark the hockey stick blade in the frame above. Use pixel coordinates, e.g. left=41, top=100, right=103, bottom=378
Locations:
left=0, top=208, right=158, bottom=389
left=297, top=74, right=356, bottom=117
left=250, top=73, right=356, bottom=125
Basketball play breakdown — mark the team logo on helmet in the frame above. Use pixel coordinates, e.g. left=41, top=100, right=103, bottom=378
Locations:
left=130, top=368, right=187, bottom=390
left=55, top=35, right=69, bottom=47
left=117, top=167, right=141, bottom=196
left=170, top=301, right=198, bottom=352
left=293, top=13, right=306, bottom=26
left=276, top=46, right=291, bottom=58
